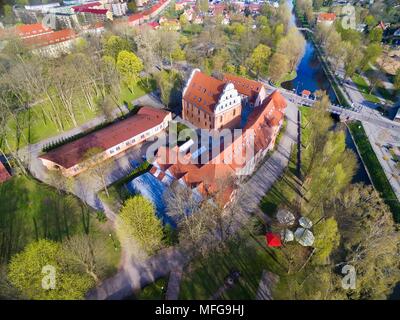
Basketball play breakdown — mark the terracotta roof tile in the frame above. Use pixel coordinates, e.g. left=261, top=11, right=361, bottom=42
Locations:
left=23, top=29, right=76, bottom=48
left=40, top=107, right=170, bottom=169
left=223, top=73, right=263, bottom=103
left=183, top=70, right=226, bottom=114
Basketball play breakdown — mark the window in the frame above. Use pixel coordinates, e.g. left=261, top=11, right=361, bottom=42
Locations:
left=116, top=146, right=121, bottom=151
left=233, top=109, right=236, bottom=116
left=110, top=149, right=115, bottom=154
left=141, top=134, right=145, bottom=139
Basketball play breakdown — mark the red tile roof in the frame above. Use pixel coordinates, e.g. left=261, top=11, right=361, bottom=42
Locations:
left=15, top=23, right=53, bottom=38
left=223, top=74, right=263, bottom=103
left=317, top=13, right=336, bottom=21
left=40, top=107, right=170, bottom=169
left=302, top=89, right=311, bottom=96
left=23, top=29, right=76, bottom=48
left=183, top=70, right=226, bottom=114
left=0, top=162, right=11, bottom=184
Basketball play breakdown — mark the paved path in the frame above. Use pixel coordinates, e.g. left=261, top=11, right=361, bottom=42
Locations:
left=255, top=270, right=279, bottom=300
left=165, top=265, right=184, bottom=300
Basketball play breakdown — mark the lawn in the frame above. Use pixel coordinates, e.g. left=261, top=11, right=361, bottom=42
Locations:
left=348, top=122, right=400, bottom=222
left=5, top=100, right=98, bottom=151
left=352, top=74, right=381, bottom=104
left=4, top=80, right=155, bottom=152
left=119, top=79, right=157, bottom=110
left=179, top=235, right=287, bottom=300
left=137, top=277, right=168, bottom=300
left=276, top=70, right=297, bottom=87
left=0, top=175, right=120, bottom=275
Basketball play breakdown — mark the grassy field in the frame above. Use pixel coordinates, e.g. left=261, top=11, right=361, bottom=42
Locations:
left=348, top=122, right=400, bottom=222
left=0, top=175, right=120, bottom=274
left=4, top=80, right=155, bottom=151
left=137, top=277, right=168, bottom=300
left=119, top=79, right=156, bottom=110
left=179, top=236, right=287, bottom=300
left=352, top=74, right=381, bottom=104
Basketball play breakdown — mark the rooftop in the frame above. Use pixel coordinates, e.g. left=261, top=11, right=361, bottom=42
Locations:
left=40, top=107, right=171, bottom=169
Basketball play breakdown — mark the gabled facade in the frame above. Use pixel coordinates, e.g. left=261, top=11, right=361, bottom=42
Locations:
left=182, top=69, right=242, bottom=129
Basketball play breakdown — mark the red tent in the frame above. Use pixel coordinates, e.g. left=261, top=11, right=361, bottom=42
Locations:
left=266, top=232, right=282, bottom=247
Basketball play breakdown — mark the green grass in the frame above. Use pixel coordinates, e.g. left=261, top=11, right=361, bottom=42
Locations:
left=0, top=175, right=120, bottom=274
left=119, top=79, right=156, bottom=110
left=4, top=80, right=155, bottom=152
left=276, top=70, right=297, bottom=87
left=137, top=277, right=168, bottom=300
left=348, top=122, right=400, bottom=222
left=352, top=74, right=381, bottom=104
left=179, top=236, right=287, bottom=300
left=5, top=101, right=98, bottom=151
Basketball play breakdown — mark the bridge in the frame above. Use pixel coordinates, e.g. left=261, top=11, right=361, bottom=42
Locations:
left=262, top=82, right=400, bottom=133
left=298, top=27, right=314, bottom=33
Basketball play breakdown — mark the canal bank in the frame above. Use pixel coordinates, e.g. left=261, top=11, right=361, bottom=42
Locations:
left=283, top=0, right=370, bottom=185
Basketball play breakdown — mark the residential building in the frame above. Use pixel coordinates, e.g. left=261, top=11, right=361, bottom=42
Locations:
left=39, top=107, right=172, bottom=177
left=23, top=28, right=78, bottom=57
left=182, top=69, right=243, bottom=130
left=317, top=12, right=336, bottom=26
left=0, top=161, right=11, bottom=184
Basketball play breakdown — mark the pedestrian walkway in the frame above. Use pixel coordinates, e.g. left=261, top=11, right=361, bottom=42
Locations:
left=166, top=265, right=184, bottom=300
left=255, top=270, right=279, bottom=300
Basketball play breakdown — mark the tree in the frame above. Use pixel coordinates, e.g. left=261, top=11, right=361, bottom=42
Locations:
left=312, top=217, right=340, bottom=265
left=127, top=0, right=137, bottom=13
left=155, top=69, right=183, bottom=108
left=334, top=184, right=400, bottom=299
left=116, top=50, right=144, bottom=93
left=247, top=44, right=271, bottom=78
left=394, top=68, right=400, bottom=92
left=117, top=196, right=164, bottom=255
left=83, top=147, right=111, bottom=197
left=277, top=28, right=306, bottom=72
left=369, top=28, right=383, bottom=43
left=8, top=240, right=93, bottom=300
left=343, top=41, right=362, bottom=78
left=364, top=15, right=377, bottom=29
left=103, top=35, right=131, bottom=60
left=196, top=0, right=208, bottom=13
left=360, top=43, right=382, bottom=71
left=62, top=234, right=107, bottom=283
left=268, top=52, right=290, bottom=83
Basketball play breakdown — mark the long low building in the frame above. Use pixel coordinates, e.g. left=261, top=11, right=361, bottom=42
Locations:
left=39, top=107, right=172, bottom=177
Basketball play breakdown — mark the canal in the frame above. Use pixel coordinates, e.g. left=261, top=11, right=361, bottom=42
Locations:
left=282, top=0, right=370, bottom=185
